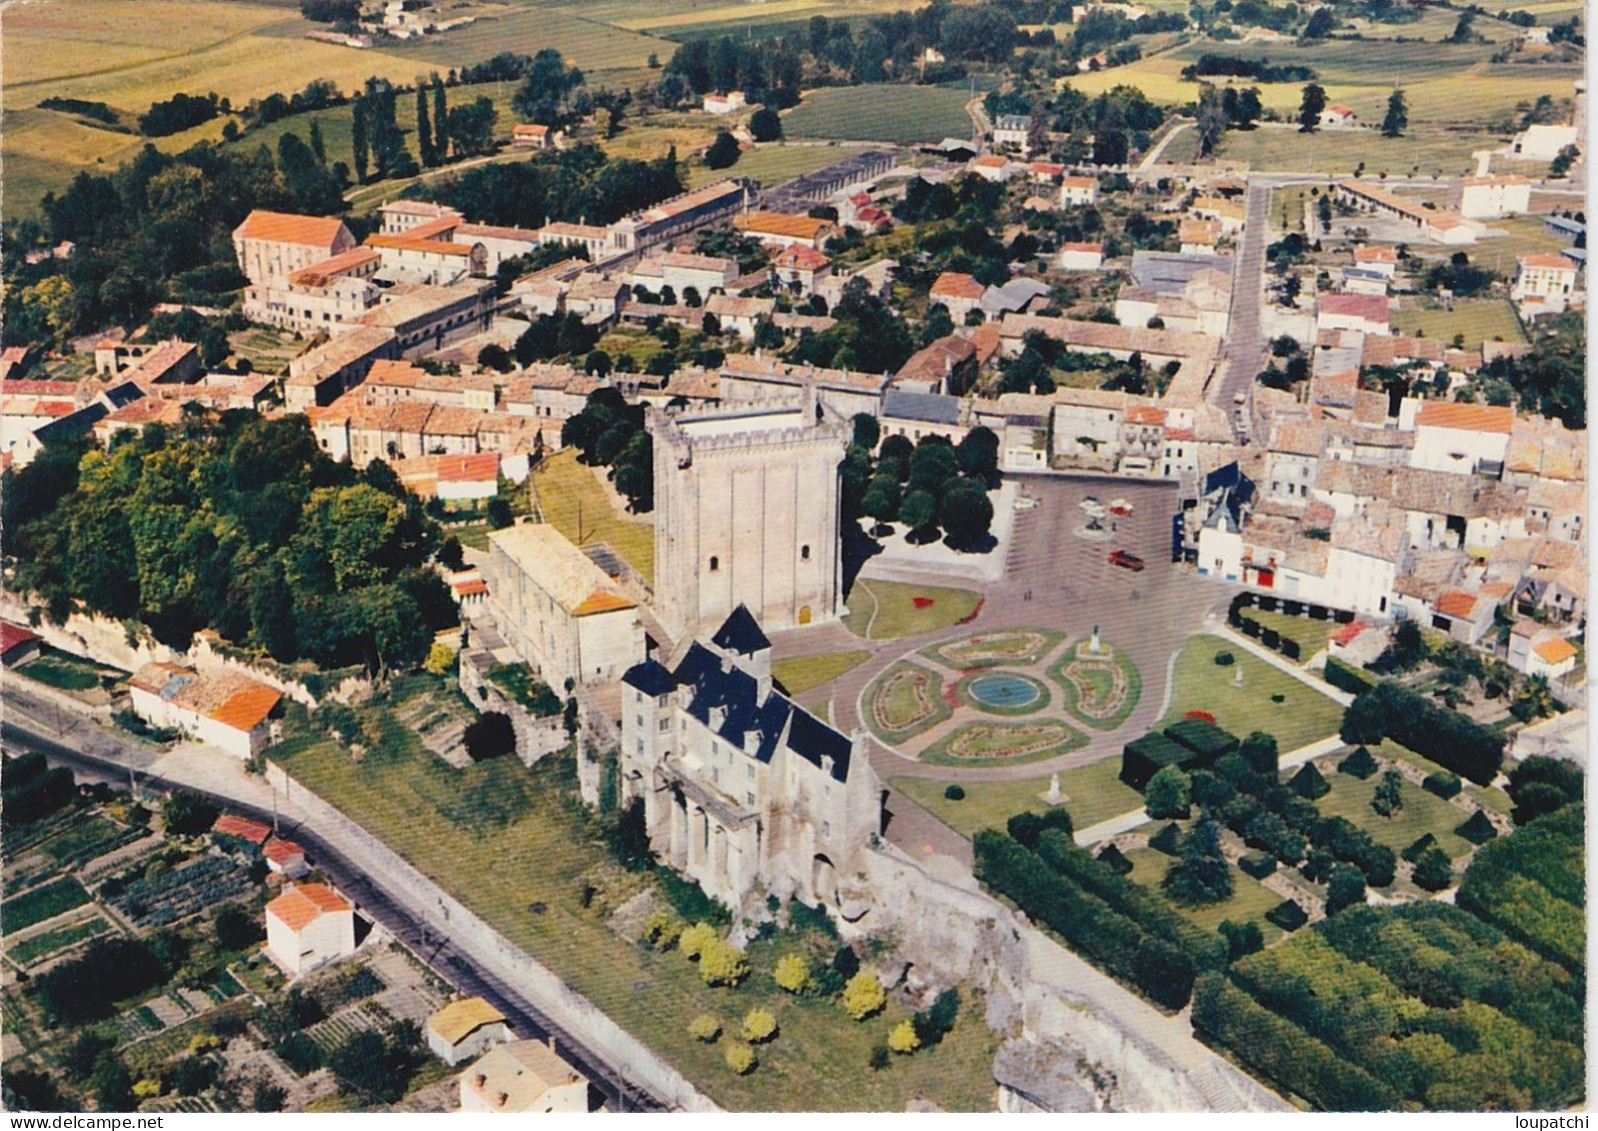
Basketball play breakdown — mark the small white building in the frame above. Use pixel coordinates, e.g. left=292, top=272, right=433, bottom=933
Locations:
left=263, top=837, right=309, bottom=880
left=427, top=998, right=512, bottom=1067
left=1058, top=176, right=1098, bottom=207
left=264, top=883, right=357, bottom=977
left=1352, top=245, right=1399, bottom=279
left=459, top=1040, right=589, bottom=1114
left=968, top=154, right=1015, bottom=183
left=1511, top=253, right=1581, bottom=316
left=1057, top=241, right=1105, bottom=271
left=127, top=663, right=282, bottom=760
left=1458, top=175, right=1532, bottom=219
left=511, top=123, right=560, bottom=150
left=1320, top=105, right=1358, bottom=129
left=703, top=91, right=747, bottom=115
left=993, top=114, right=1032, bottom=153
left=1512, top=123, right=1579, bottom=161
left=1317, top=292, right=1390, bottom=337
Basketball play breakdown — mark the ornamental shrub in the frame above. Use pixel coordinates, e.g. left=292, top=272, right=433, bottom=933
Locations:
left=688, top=1014, right=720, bottom=1042
left=1214, top=651, right=1236, bottom=666
left=774, top=953, right=813, bottom=994
left=1337, top=745, right=1379, bottom=779
left=678, top=922, right=717, bottom=960
left=724, top=1042, right=757, bottom=1074
left=841, top=972, right=887, bottom=1020
left=642, top=911, right=684, bottom=950
left=1422, top=771, right=1461, bottom=800
left=699, top=940, right=750, bottom=987
left=888, top=1019, right=920, bottom=1053
left=741, top=1008, right=778, bottom=1043
left=944, top=783, right=966, bottom=800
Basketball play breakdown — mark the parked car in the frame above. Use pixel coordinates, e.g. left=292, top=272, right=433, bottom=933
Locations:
left=1108, top=549, right=1145, bottom=571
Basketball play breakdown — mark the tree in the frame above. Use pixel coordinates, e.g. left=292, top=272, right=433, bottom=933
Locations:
left=463, top=712, right=516, bottom=761
left=1506, top=755, right=1583, bottom=825
left=888, top=1019, right=921, bottom=1053
left=1381, top=88, right=1408, bottom=138
left=1219, top=919, right=1264, bottom=962
left=1371, top=769, right=1404, bottom=818
left=416, top=86, right=435, bottom=166
left=214, top=903, right=262, bottom=951
left=704, top=131, right=742, bottom=169
left=861, top=472, right=901, bottom=534
left=1298, top=83, right=1327, bottom=133
left=775, top=953, right=812, bottom=993
left=513, top=48, right=584, bottom=126
left=162, top=790, right=218, bottom=836
left=1447, top=10, right=1475, bottom=41
left=851, top=412, right=880, bottom=452
left=841, top=972, right=886, bottom=1020
left=898, top=489, right=939, bottom=542
left=749, top=107, right=782, bottom=142
left=1411, top=845, right=1454, bottom=891
left=433, top=80, right=449, bottom=160
left=741, top=1009, right=778, bottom=1043
left=351, top=95, right=369, bottom=183
left=678, top=922, right=717, bottom=959
left=1302, top=7, right=1335, bottom=38
left=478, top=344, right=513, bottom=372
left=1239, top=731, right=1278, bottom=775
left=955, top=426, right=1000, bottom=484
left=1511, top=674, right=1555, bottom=722
left=1092, top=127, right=1129, bottom=167
left=1145, top=765, right=1192, bottom=819
left=1339, top=691, right=1388, bottom=746
left=447, top=97, right=499, bottom=158
left=1162, top=815, right=1234, bottom=906
left=939, top=479, right=993, bottom=549
left=251, top=1080, right=287, bottom=1112
left=1325, top=862, right=1367, bottom=914
left=487, top=496, right=514, bottom=529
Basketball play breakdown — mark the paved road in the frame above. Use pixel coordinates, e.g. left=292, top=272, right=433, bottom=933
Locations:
left=1210, top=177, right=1274, bottom=438
left=1140, top=121, right=1193, bottom=170
left=1, top=685, right=667, bottom=1113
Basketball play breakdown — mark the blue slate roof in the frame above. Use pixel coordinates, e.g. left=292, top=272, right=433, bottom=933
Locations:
left=883, top=389, right=961, bottom=425
left=1131, top=251, right=1232, bottom=296
left=710, top=603, right=770, bottom=656
left=622, top=610, right=853, bottom=782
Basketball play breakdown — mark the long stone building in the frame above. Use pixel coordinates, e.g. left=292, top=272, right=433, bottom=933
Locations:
left=619, top=606, right=882, bottom=913
left=648, top=394, right=848, bottom=640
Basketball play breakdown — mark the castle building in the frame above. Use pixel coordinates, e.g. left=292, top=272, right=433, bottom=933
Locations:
left=619, top=606, right=882, bottom=913
left=649, top=396, right=847, bottom=640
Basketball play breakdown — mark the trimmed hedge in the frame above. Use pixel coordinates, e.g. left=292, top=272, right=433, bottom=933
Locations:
left=1341, top=683, right=1505, bottom=785
left=1455, top=810, right=1498, bottom=846
left=1149, top=822, right=1183, bottom=855
left=1163, top=717, right=1240, bottom=762
left=1121, top=732, right=1196, bottom=790
left=1337, top=745, right=1379, bottom=780
left=1239, top=852, right=1277, bottom=879
left=1191, top=974, right=1400, bottom=1111
left=1456, top=805, right=1584, bottom=974
left=1266, top=900, right=1309, bottom=931
left=1422, top=771, right=1461, bottom=800
left=1324, top=655, right=1374, bottom=695
left=1288, top=763, right=1330, bottom=800
left=1096, top=843, right=1133, bottom=875
left=1401, top=832, right=1438, bottom=863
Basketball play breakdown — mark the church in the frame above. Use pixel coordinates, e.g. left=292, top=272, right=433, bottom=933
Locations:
left=618, top=605, right=883, bottom=914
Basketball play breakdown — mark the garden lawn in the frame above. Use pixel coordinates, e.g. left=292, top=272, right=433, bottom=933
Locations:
left=891, top=757, right=1145, bottom=841
left=1372, top=741, right=1513, bottom=815
left=17, top=648, right=122, bottom=692
left=772, top=650, right=870, bottom=697
left=1123, top=845, right=1284, bottom=942
left=272, top=685, right=996, bottom=1110
left=687, top=144, right=851, bottom=189
left=1, top=878, right=91, bottom=935
left=921, top=721, right=1087, bottom=767
left=1310, top=755, right=1475, bottom=861
left=842, top=579, right=982, bottom=641
left=783, top=85, right=973, bottom=144
left=1243, top=610, right=1334, bottom=663
left=1159, top=634, right=1345, bottom=752
left=1389, top=298, right=1527, bottom=349
left=532, top=449, right=655, bottom=585
left=1050, top=636, right=1143, bottom=730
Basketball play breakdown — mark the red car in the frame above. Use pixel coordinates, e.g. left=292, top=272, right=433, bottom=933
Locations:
left=1109, top=550, right=1145, bottom=572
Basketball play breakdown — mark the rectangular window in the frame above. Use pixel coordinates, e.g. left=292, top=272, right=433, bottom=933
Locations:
left=746, top=792, right=755, bottom=805
left=746, top=764, right=754, bottom=779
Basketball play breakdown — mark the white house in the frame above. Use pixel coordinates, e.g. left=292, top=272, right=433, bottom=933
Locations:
left=993, top=114, right=1032, bottom=153
left=1458, top=175, right=1532, bottom=219
left=1057, top=241, right=1105, bottom=271
left=459, top=1040, right=589, bottom=1114
left=264, top=883, right=357, bottom=977
left=1511, top=253, right=1580, bottom=316
left=1352, top=245, right=1399, bottom=279
left=1320, top=105, right=1358, bottom=128
left=1317, top=292, right=1390, bottom=337
left=127, top=663, right=282, bottom=760
left=263, top=837, right=309, bottom=880
left=1058, top=175, right=1098, bottom=207
left=427, top=998, right=512, bottom=1067
left=968, top=154, right=1016, bottom=183
left=1512, top=123, right=1579, bottom=161
left=703, top=91, right=747, bottom=115
left=1409, top=401, right=1514, bottom=475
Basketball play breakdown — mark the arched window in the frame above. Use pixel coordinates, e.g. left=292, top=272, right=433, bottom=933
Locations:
left=801, top=545, right=811, bottom=561
left=709, top=556, right=719, bottom=571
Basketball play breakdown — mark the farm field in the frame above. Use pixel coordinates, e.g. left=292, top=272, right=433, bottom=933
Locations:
left=841, top=579, right=982, bottom=641
left=272, top=688, right=999, bottom=1111
left=688, top=144, right=856, bottom=189
left=1216, top=125, right=1501, bottom=177
left=1389, top=297, right=1527, bottom=349
left=380, top=6, right=674, bottom=71
left=530, top=449, right=655, bottom=584
left=4, top=915, right=113, bottom=969
left=1157, top=634, right=1346, bottom=753
left=783, top=85, right=973, bottom=145
left=0, top=878, right=91, bottom=935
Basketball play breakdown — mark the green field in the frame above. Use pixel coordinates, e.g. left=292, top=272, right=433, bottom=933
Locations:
left=688, top=143, right=858, bottom=189
left=530, top=449, right=655, bottom=585
left=272, top=685, right=998, bottom=1110
left=891, top=756, right=1145, bottom=840
left=783, top=85, right=973, bottom=144
left=772, top=650, right=871, bottom=696
left=1, top=879, right=91, bottom=935
left=16, top=648, right=121, bottom=693
left=33, top=816, right=124, bottom=862
left=1389, top=298, right=1527, bottom=349
left=1215, top=126, right=1499, bottom=177
left=1311, top=757, right=1475, bottom=861
left=381, top=7, right=674, bottom=71
left=1158, top=634, right=1346, bottom=753
left=842, top=579, right=982, bottom=641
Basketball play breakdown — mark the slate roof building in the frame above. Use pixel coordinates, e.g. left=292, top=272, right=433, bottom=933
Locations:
left=619, top=606, right=882, bottom=914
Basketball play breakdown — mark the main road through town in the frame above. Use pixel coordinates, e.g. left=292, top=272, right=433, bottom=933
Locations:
left=1, top=683, right=667, bottom=1113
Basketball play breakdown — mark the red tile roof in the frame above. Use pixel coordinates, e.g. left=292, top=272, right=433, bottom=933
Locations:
left=1, top=622, right=41, bottom=655
left=1533, top=637, right=1578, bottom=664
left=1434, top=590, right=1479, bottom=619
left=266, top=883, right=352, bottom=931
left=264, top=837, right=306, bottom=865
left=212, top=814, right=273, bottom=845
left=930, top=272, right=986, bottom=300
left=436, top=452, right=499, bottom=483
left=1415, top=401, right=1514, bottom=434
left=234, top=210, right=349, bottom=249
left=1318, top=293, right=1390, bottom=325
left=1330, top=620, right=1370, bottom=646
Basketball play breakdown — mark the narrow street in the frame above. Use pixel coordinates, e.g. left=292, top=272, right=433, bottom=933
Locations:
left=1210, top=177, right=1273, bottom=434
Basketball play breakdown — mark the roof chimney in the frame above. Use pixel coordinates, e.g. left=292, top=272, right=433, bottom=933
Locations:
left=474, top=1074, right=487, bottom=1089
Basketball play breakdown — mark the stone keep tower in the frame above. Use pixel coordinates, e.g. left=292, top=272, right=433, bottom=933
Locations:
left=649, top=394, right=847, bottom=640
